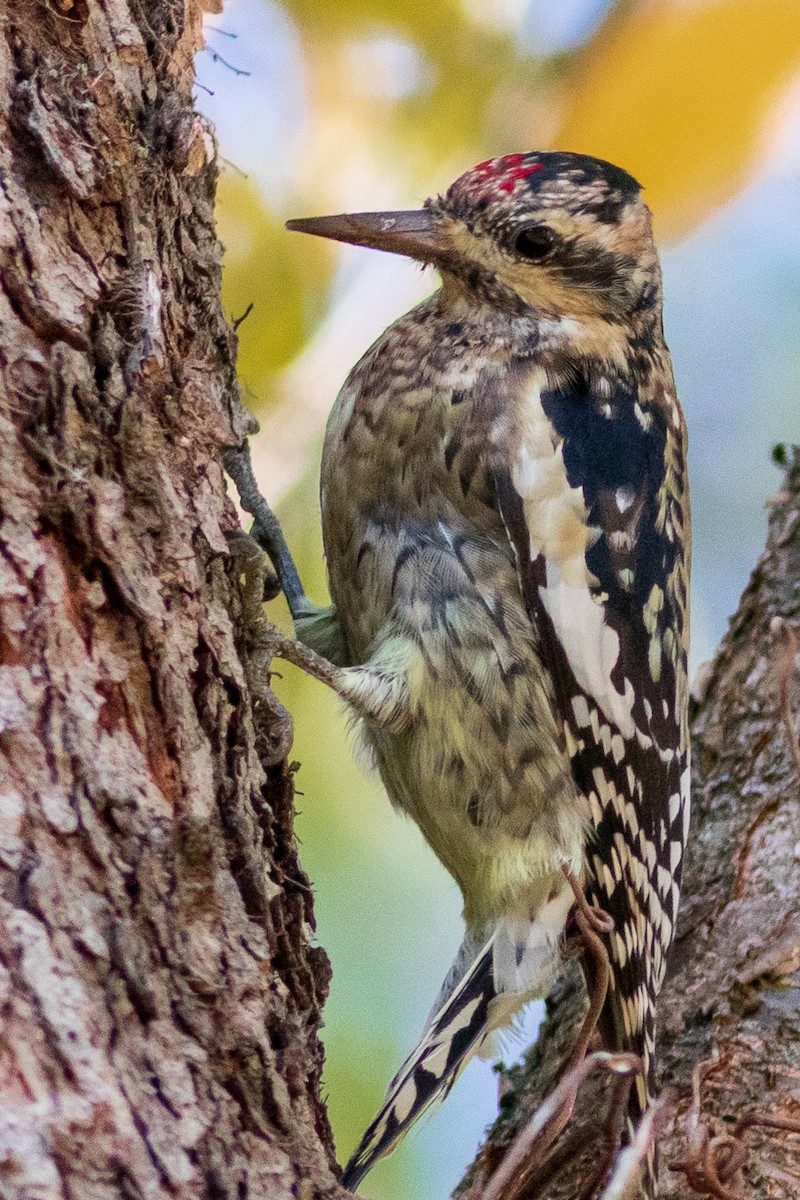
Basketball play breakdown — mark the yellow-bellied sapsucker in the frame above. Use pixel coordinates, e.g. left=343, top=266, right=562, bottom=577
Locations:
left=277, top=151, right=690, bottom=1192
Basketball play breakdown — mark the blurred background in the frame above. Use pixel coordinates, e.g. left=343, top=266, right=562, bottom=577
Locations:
left=195, top=2, right=800, bottom=1195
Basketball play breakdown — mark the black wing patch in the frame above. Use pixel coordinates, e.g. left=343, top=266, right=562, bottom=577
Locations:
left=494, top=365, right=689, bottom=1109
left=541, top=373, right=683, bottom=748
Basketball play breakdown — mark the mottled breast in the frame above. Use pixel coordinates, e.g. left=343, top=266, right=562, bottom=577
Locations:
left=319, top=302, right=584, bottom=922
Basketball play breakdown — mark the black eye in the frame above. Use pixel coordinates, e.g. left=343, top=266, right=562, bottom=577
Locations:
left=513, top=225, right=557, bottom=261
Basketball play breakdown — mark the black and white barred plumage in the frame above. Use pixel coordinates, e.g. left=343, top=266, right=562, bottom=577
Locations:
left=495, top=358, right=690, bottom=1121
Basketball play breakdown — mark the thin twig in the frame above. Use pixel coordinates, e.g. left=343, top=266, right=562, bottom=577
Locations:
left=733, top=1110, right=800, bottom=1139
left=670, top=1055, right=747, bottom=1199
left=597, top=1096, right=667, bottom=1200
left=219, top=156, right=249, bottom=178
left=206, top=48, right=251, bottom=76
left=563, top=867, right=614, bottom=1069
left=233, top=301, right=254, bottom=331
left=577, top=1068, right=636, bottom=1200
left=481, top=1052, right=642, bottom=1200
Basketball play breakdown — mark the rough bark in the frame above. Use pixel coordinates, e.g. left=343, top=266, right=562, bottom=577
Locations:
left=0, top=3, right=344, bottom=1198
left=457, top=450, right=800, bottom=1200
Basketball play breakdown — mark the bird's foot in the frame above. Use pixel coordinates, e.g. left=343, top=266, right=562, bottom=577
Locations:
left=261, top=631, right=411, bottom=733
left=223, top=441, right=307, bottom=616
left=227, top=530, right=280, bottom=626
left=471, top=1051, right=645, bottom=1200
left=227, top=530, right=294, bottom=764
left=226, top=529, right=339, bottom=693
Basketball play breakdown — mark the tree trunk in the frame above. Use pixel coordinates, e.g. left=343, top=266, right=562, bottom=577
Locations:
left=0, top=3, right=343, bottom=1197
left=457, top=450, right=800, bottom=1200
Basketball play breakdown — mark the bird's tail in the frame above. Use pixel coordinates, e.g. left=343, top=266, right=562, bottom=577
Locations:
left=596, top=978, right=659, bottom=1198
left=341, top=937, right=497, bottom=1191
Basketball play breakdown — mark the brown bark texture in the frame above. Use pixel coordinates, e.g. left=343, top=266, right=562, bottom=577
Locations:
left=0, top=3, right=344, bottom=1198
left=457, top=451, right=800, bottom=1200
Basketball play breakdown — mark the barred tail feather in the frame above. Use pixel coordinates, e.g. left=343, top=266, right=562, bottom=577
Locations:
left=341, top=938, right=497, bottom=1191
left=600, top=989, right=659, bottom=1198
left=622, top=1112, right=657, bottom=1200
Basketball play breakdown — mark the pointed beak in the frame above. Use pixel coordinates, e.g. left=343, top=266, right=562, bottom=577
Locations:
left=285, top=208, right=440, bottom=263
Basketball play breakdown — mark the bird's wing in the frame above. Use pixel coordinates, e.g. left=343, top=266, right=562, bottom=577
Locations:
left=492, top=362, right=690, bottom=1107
left=342, top=937, right=497, bottom=1191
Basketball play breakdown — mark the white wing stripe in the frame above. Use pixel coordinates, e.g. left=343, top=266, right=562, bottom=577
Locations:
left=512, top=372, right=637, bottom=737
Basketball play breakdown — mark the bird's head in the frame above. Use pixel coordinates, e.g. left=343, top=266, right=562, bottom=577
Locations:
left=287, top=152, right=661, bottom=324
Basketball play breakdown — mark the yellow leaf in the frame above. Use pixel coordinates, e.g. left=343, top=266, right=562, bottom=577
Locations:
left=553, top=0, right=800, bottom=237
left=217, top=173, right=332, bottom=401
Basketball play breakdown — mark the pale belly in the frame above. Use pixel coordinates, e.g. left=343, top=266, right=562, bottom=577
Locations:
left=330, top=518, right=587, bottom=931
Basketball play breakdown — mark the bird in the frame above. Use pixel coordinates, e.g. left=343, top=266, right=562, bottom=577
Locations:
left=279, top=151, right=690, bottom=1193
